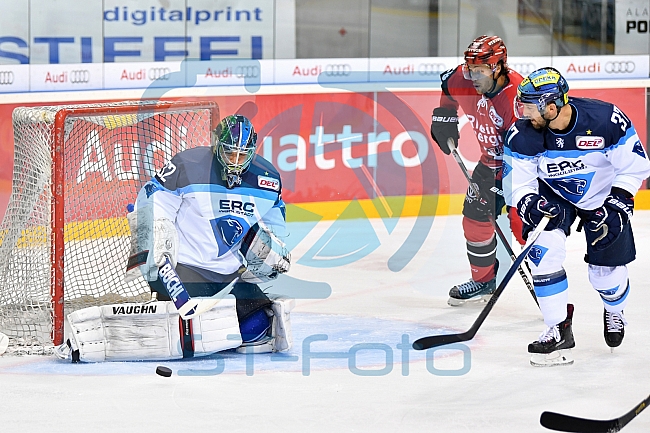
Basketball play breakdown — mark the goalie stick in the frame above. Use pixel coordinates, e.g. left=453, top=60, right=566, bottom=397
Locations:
left=540, top=393, right=650, bottom=432
left=158, top=256, right=232, bottom=320
left=447, top=138, right=538, bottom=307
left=412, top=215, right=550, bottom=351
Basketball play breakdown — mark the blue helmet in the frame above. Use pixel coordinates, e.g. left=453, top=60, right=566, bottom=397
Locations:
left=516, top=67, right=569, bottom=118
left=212, top=114, right=257, bottom=187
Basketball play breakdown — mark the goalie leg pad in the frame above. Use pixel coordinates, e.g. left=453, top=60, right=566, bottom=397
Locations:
left=62, top=298, right=242, bottom=362
left=235, top=295, right=295, bottom=354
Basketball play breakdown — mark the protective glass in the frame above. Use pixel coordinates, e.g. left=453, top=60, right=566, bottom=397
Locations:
left=462, top=63, right=496, bottom=80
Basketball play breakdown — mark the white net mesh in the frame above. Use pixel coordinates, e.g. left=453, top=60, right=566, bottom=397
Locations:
left=0, top=100, right=218, bottom=354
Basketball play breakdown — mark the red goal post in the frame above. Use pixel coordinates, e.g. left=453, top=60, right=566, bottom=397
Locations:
left=0, top=100, right=219, bottom=353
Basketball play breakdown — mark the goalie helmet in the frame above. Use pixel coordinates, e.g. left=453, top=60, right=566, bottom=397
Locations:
left=462, top=35, right=508, bottom=80
left=515, top=67, right=569, bottom=119
left=212, top=115, right=258, bottom=188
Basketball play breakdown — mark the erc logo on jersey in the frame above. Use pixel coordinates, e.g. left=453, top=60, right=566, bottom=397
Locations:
left=546, top=171, right=595, bottom=203
left=575, top=135, right=605, bottom=150
left=258, top=175, right=280, bottom=191
left=209, top=215, right=251, bottom=256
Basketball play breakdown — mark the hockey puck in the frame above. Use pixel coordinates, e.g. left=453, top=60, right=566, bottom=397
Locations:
left=156, top=366, right=172, bottom=377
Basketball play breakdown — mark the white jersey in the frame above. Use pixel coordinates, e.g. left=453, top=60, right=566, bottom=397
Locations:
left=504, top=97, right=650, bottom=210
left=135, top=146, right=286, bottom=276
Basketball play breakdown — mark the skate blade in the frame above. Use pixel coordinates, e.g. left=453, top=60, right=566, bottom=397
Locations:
left=447, top=294, right=492, bottom=307
left=530, top=349, right=574, bottom=367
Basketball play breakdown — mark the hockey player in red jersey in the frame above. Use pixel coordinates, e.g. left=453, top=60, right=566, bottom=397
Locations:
left=430, top=35, right=525, bottom=306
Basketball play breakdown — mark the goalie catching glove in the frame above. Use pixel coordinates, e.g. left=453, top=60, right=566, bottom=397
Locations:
left=430, top=106, right=459, bottom=155
left=239, top=224, right=291, bottom=283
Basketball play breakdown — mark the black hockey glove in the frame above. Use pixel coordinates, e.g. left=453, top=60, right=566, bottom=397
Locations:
left=517, top=193, right=564, bottom=231
left=580, top=189, right=633, bottom=252
left=430, top=107, right=459, bottom=155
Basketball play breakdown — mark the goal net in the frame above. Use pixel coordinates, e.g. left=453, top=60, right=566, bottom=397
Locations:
left=0, top=100, right=219, bottom=354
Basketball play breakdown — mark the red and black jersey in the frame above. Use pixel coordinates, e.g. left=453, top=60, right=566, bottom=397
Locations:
left=439, top=65, right=523, bottom=169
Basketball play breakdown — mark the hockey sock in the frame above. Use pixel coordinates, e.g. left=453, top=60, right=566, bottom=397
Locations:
left=463, top=218, right=497, bottom=282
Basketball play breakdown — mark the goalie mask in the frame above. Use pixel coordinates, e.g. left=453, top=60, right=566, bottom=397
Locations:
left=213, top=115, right=258, bottom=188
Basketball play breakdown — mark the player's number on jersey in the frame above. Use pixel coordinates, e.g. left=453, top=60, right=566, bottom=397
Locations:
left=156, top=161, right=177, bottom=183
left=611, top=106, right=629, bottom=132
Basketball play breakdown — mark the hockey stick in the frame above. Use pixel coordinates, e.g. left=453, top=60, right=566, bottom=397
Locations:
left=412, top=215, right=550, bottom=350
left=158, top=257, right=233, bottom=320
left=447, top=138, right=538, bottom=307
left=540, top=393, right=650, bottom=432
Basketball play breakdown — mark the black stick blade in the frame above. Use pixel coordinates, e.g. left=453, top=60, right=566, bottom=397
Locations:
left=540, top=411, right=619, bottom=433
left=412, top=331, right=470, bottom=350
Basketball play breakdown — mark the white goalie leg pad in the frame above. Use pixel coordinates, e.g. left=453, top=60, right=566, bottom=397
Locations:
left=65, top=297, right=242, bottom=362
left=269, top=295, right=295, bottom=352
left=240, top=224, right=291, bottom=283
left=236, top=295, right=295, bottom=354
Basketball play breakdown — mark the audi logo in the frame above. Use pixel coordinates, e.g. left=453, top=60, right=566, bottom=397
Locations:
left=508, top=63, right=537, bottom=75
left=149, top=67, right=171, bottom=80
left=0, top=71, right=14, bottom=85
left=605, top=61, right=635, bottom=73
left=417, top=63, right=446, bottom=75
left=324, top=64, right=352, bottom=76
left=235, top=65, right=260, bottom=78
left=70, top=70, right=90, bottom=84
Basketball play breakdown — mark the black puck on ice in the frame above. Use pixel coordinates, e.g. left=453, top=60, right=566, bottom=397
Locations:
left=156, top=366, right=172, bottom=377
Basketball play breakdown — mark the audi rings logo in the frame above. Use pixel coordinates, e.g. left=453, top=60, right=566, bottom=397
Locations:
left=149, top=67, right=171, bottom=80
left=235, top=65, right=260, bottom=79
left=605, top=61, right=635, bottom=74
left=70, top=70, right=90, bottom=84
left=417, top=63, right=446, bottom=75
left=508, top=63, right=537, bottom=75
left=0, top=71, right=14, bottom=85
left=324, top=64, right=352, bottom=77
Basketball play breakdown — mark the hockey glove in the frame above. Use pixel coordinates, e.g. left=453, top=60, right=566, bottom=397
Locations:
left=507, top=206, right=526, bottom=246
left=517, top=193, right=564, bottom=231
left=430, top=107, right=459, bottom=155
left=581, top=189, right=633, bottom=252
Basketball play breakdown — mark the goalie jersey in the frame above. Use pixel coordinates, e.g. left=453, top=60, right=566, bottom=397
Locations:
left=135, top=146, right=286, bottom=276
left=504, top=97, right=650, bottom=210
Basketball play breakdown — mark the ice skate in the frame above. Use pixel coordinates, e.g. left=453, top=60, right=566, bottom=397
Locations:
left=448, top=277, right=496, bottom=306
left=529, top=304, right=575, bottom=367
left=604, top=309, right=627, bottom=351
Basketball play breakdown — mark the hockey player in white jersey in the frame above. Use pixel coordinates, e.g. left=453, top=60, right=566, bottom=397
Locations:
left=56, top=115, right=294, bottom=362
left=503, top=67, right=650, bottom=366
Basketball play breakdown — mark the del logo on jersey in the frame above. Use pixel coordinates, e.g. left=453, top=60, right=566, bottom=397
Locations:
left=258, top=175, right=280, bottom=191
left=576, top=135, right=605, bottom=150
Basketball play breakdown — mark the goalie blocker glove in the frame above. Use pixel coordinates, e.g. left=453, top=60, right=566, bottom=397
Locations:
left=579, top=188, right=634, bottom=252
left=517, top=193, right=564, bottom=231
left=430, top=107, right=459, bottom=155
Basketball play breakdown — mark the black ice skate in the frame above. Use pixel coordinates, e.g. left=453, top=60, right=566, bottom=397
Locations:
left=529, top=304, right=575, bottom=367
left=448, top=262, right=499, bottom=306
left=447, top=278, right=496, bottom=306
left=604, top=309, right=627, bottom=351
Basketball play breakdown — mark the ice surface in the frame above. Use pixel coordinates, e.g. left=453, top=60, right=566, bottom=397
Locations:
left=1, top=212, right=649, bottom=432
